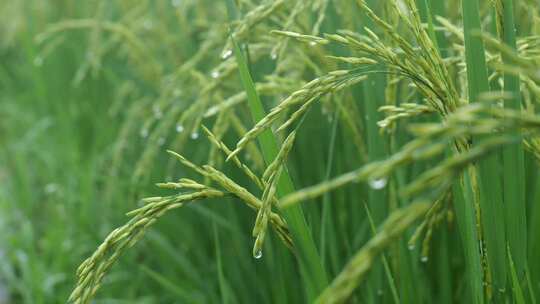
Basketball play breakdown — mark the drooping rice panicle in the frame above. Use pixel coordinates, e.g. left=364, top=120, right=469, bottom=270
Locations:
left=315, top=200, right=432, bottom=304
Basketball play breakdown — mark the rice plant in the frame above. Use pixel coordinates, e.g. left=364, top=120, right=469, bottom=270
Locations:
left=1, top=0, right=540, bottom=303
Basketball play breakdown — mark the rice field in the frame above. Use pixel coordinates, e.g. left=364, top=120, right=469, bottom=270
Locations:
left=1, top=0, right=540, bottom=303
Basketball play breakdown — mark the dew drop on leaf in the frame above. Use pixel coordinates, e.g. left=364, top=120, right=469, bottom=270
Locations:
left=221, top=49, right=232, bottom=60
left=34, top=56, right=43, bottom=67
left=140, top=128, right=149, bottom=138
left=368, top=177, right=387, bottom=190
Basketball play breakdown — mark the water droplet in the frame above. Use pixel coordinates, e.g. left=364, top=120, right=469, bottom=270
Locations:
left=143, top=20, right=153, bottom=30
left=44, top=183, right=58, bottom=194
left=33, top=56, right=43, bottom=67
left=254, top=250, right=263, bottom=259
left=408, top=244, right=415, bottom=251
left=321, top=106, right=328, bottom=115
left=378, top=120, right=389, bottom=128
left=221, top=49, right=232, bottom=60
left=153, top=105, right=163, bottom=119
left=140, top=128, right=149, bottom=138
left=175, top=124, right=184, bottom=133
left=157, top=137, right=165, bottom=146
left=309, top=41, right=317, bottom=46
left=171, top=0, right=181, bottom=7
left=211, top=70, right=220, bottom=78
left=190, top=132, right=199, bottom=139
left=270, top=51, right=278, bottom=60
left=368, top=177, right=387, bottom=190
left=421, top=256, right=428, bottom=263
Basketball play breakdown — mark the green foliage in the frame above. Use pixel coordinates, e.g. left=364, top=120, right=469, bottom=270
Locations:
left=1, top=0, right=540, bottom=303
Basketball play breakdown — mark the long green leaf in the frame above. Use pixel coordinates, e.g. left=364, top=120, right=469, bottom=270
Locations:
left=453, top=170, right=485, bottom=304
left=462, top=0, right=507, bottom=295
left=498, top=0, right=527, bottom=281
left=231, top=37, right=328, bottom=301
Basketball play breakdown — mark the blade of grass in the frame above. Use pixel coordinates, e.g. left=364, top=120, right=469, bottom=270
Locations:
left=214, top=223, right=231, bottom=304
left=497, top=0, right=527, bottom=281
left=320, top=110, right=339, bottom=267
left=508, top=246, right=526, bottom=304
left=361, top=1, right=389, bottom=300
left=452, top=169, right=485, bottom=304
left=140, top=265, right=204, bottom=303
left=418, top=4, right=453, bottom=302
left=462, top=0, right=507, bottom=295
left=528, top=174, right=540, bottom=299
left=364, top=203, right=400, bottom=304
left=231, top=37, right=328, bottom=301
left=525, top=265, right=538, bottom=304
